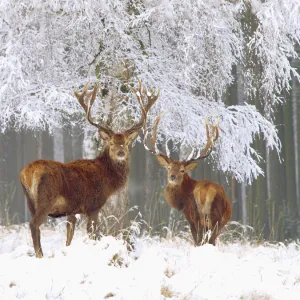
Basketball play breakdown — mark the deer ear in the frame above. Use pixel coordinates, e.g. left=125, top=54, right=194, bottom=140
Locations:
left=156, top=155, right=169, bottom=168
left=185, top=161, right=199, bottom=172
left=99, top=131, right=110, bottom=141
left=127, top=131, right=139, bottom=143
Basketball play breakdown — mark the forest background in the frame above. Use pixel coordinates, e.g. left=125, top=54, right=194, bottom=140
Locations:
left=1, top=0, right=300, bottom=242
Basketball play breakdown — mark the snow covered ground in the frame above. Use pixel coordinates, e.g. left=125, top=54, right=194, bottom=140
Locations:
left=0, top=223, right=299, bottom=300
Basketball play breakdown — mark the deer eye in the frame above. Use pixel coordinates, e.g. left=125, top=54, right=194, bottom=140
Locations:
left=167, top=167, right=171, bottom=170
left=180, top=170, right=184, bottom=173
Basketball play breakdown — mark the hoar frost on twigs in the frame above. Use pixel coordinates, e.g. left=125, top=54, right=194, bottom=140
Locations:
left=245, top=0, right=300, bottom=116
left=0, top=0, right=299, bottom=182
left=146, top=95, right=280, bottom=183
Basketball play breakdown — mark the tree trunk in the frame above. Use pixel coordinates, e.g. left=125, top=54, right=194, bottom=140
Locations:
left=0, top=132, right=10, bottom=225
left=72, top=125, right=83, bottom=160
left=53, top=127, right=64, bottom=162
left=292, top=49, right=300, bottom=236
left=63, top=124, right=73, bottom=163
left=283, top=89, right=298, bottom=238
left=144, top=151, right=157, bottom=226
left=15, top=130, right=25, bottom=223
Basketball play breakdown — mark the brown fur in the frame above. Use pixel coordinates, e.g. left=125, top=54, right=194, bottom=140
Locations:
left=157, top=157, right=232, bottom=246
left=20, top=133, right=135, bottom=258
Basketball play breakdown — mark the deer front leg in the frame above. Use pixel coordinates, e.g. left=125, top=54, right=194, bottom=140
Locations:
left=66, top=215, right=77, bottom=246
left=86, top=210, right=101, bottom=240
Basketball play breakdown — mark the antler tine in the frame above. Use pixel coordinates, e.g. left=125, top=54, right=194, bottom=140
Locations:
left=126, top=79, right=160, bottom=135
left=143, top=113, right=169, bottom=165
left=144, top=87, right=160, bottom=112
left=213, top=119, right=219, bottom=142
left=74, top=82, right=114, bottom=136
left=189, top=118, right=219, bottom=162
left=85, top=84, right=102, bottom=128
left=74, top=81, right=91, bottom=113
left=144, top=114, right=162, bottom=154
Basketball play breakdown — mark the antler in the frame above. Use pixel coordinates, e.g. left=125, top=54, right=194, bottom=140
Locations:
left=144, top=114, right=219, bottom=162
left=144, top=114, right=163, bottom=154
left=74, top=82, right=114, bottom=136
left=142, top=113, right=171, bottom=163
left=189, top=119, right=219, bottom=162
left=125, top=79, right=160, bottom=136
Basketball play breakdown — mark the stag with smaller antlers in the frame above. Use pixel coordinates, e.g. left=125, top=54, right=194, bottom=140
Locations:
left=20, top=80, right=159, bottom=258
left=145, top=116, right=232, bottom=246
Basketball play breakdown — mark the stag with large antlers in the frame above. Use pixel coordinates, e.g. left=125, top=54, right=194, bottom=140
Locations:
left=20, top=80, right=159, bottom=258
left=145, top=117, right=232, bottom=245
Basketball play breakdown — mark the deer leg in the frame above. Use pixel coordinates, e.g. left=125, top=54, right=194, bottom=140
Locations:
left=66, top=215, right=77, bottom=246
left=21, top=184, right=43, bottom=257
left=30, top=213, right=47, bottom=258
left=195, top=220, right=205, bottom=246
left=21, top=184, right=36, bottom=215
left=86, top=210, right=101, bottom=240
left=189, top=220, right=203, bottom=246
left=29, top=174, right=57, bottom=258
left=208, top=222, right=219, bottom=246
left=202, top=214, right=211, bottom=244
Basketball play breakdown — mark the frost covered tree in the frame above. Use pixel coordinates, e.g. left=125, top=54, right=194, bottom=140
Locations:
left=1, top=0, right=300, bottom=186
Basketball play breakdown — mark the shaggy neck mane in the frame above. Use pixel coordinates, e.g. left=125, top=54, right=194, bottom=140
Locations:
left=167, top=174, right=196, bottom=196
left=165, top=174, right=196, bottom=210
left=96, top=147, right=130, bottom=185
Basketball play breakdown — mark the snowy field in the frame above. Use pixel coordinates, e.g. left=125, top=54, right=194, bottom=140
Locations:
left=0, top=223, right=300, bottom=300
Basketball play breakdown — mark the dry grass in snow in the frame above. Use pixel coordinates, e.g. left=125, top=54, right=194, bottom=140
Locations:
left=0, top=222, right=299, bottom=299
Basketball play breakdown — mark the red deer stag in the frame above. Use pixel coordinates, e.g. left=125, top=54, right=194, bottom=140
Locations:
left=20, top=80, right=159, bottom=258
left=145, top=116, right=232, bottom=246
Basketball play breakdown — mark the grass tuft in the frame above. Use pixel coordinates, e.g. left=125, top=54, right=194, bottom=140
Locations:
left=164, top=267, right=175, bottom=278
left=240, top=291, right=271, bottom=300
left=160, top=285, right=173, bottom=298
left=104, top=292, right=115, bottom=298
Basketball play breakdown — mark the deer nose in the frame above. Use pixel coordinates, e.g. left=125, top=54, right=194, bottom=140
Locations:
left=118, top=150, right=125, bottom=157
left=170, top=175, right=176, bottom=181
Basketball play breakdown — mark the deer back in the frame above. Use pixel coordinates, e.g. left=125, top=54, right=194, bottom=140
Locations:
left=193, top=180, right=232, bottom=229
left=20, top=147, right=130, bottom=217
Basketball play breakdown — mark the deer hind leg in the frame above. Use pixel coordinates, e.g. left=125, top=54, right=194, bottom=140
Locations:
left=196, top=221, right=205, bottom=246
left=208, top=202, right=224, bottom=245
left=204, top=188, right=216, bottom=229
left=66, top=215, right=77, bottom=246
left=86, top=209, right=101, bottom=240
left=208, top=221, right=219, bottom=246
left=189, top=221, right=198, bottom=246
left=30, top=214, right=47, bottom=258
left=30, top=175, right=57, bottom=258
left=20, top=183, right=44, bottom=257
left=188, top=219, right=203, bottom=246
left=21, top=183, right=36, bottom=216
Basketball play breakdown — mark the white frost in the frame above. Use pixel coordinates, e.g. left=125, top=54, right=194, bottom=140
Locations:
left=0, top=225, right=299, bottom=299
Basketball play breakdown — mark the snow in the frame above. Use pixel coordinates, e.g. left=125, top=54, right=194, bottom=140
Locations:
left=0, top=224, right=300, bottom=299
left=3, top=0, right=300, bottom=182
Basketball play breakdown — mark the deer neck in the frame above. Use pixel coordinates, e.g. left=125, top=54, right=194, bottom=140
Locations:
left=165, top=174, right=196, bottom=211
left=96, top=148, right=130, bottom=191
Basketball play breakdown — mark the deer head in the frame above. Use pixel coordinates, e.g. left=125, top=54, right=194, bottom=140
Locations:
left=74, top=80, right=159, bottom=162
left=145, top=115, right=219, bottom=185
